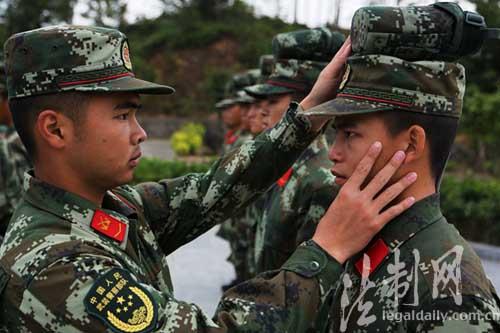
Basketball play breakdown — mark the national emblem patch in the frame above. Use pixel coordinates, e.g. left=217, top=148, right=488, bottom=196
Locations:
left=122, top=41, right=133, bottom=71
left=84, top=268, right=158, bottom=333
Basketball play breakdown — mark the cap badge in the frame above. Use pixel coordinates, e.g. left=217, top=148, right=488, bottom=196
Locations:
left=122, top=41, right=133, bottom=72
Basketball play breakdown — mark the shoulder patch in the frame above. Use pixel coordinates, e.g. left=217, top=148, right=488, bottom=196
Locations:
left=84, top=268, right=158, bottom=333
left=91, top=210, right=127, bottom=243
left=0, top=265, right=9, bottom=296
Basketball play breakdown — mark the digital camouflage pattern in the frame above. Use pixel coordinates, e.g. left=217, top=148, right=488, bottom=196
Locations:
left=321, top=194, right=500, bottom=332
left=258, top=54, right=275, bottom=81
left=0, top=126, right=30, bottom=241
left=0, top=104, right=345, bottom=333
left=215, top=70, right=260, bottom=109
left=245, top=59, right=327, bottom=97
left=304, top=55, right=465, bottom=119
left=350, top=3, right=495, bottom=61
left=216, top=69, right=261, bottom=271
left=351, top=4, right=455, bottom=61
left=273, top=27, right=345, bottom=62
left=245, top=28, right=343, bottom=98
left=4, top=25, right=174, bottom=99
left=218, top=126, right=254, bottom=281
left=241, top=193, right=266, bottom=277
left=254, top=134, right=337, bottom=273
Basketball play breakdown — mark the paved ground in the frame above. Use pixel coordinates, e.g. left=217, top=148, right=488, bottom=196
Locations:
left=142, top=139, right=176, bottom=160
left=143, top=139, right=500, bottom=316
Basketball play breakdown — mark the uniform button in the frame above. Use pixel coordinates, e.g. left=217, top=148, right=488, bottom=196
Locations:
left=309, top=261, right=320, bottom=271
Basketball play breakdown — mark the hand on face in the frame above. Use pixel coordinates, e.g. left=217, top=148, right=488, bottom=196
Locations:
left=312, top=141, right=417, bottom=264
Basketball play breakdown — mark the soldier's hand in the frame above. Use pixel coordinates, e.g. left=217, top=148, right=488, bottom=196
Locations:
left=300, top=36, right=351, bottom=112
left=312, top=142, right=417, bottom=264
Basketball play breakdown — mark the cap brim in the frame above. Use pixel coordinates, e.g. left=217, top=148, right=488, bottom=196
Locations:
left=215, top=98, right=236, bottom=109
left=66, top=76, right=175, bottom=95
left=303, top=96, right=394, bottom=118
left=244, top=83, right=294, bottom=97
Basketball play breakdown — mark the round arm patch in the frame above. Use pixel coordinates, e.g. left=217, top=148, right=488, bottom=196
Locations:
left=84, top=268, right=158, bottom=333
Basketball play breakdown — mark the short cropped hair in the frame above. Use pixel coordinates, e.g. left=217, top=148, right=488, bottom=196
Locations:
left=379, top=110, right=459, bottom=182
left=9, top=92, right=91, bottom=160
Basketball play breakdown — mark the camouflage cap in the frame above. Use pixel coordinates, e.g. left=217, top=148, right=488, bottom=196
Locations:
left=258, top=54, right=275, bottom=82
left=4, top=25, right=175, bottom=100
left=245, top=58, right=326, bottom=97
left=272, top=27, right=345, bottom=62
left=351, top=3, right=500, bottom=61
left=245, top=28, right=344, bottom=98
left=224, top=69, right=260, bottom=97
left=215, top=70, right=259, bottom=109
left=304, top=55, right=465, bottom=119
left=215, top=91, right=254, bottom=110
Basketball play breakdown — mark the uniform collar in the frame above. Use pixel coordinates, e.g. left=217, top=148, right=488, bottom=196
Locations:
left=23, top=171, right=136, bottom=247
left=348, top=193, right=443, bottom=276
left=292, top=134, right=329, bottom=171
left=379, top=193, right=443, bottom=252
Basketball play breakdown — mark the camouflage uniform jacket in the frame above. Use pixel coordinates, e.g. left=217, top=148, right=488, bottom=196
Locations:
left=217, top=129, right=252, bottom=241
left=222, top=129, right=251, bottom=155
left=0, top=106, right=344, bottom=332
left=0, top=125, right=30, bottom=239
left=323, top=194, right=500, bottom=332
left=254, top=134, right=337, bottom=273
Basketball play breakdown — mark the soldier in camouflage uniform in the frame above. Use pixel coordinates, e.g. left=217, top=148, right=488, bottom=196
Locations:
left=242, top=54, right=275, bottom=278
left=303, top=50, right=500, bottom=331
left=215, top=71, right=257, bottom=155
left=0, top=25, right=419, bottom=332
left=245, top=28, right=343, bottom=273
left=0, top=60, right=31, bottom=242
left=215, top=70, right=262, bottom=288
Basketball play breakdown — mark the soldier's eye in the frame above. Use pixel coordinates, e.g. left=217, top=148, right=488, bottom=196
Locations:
left=116, top=113, right=129, bottom=120
left=345, top=131, right=356, bottom=139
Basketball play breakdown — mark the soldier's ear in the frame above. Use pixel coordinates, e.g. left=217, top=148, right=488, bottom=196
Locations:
left=403, top=125, right=426, bottom=164
left=35, top=110, right=70, bottom=150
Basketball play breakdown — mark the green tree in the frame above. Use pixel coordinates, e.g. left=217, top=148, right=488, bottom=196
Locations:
left=457, top=0, right=500, bottom=174
left=159, top=0, right=230, bottom=19
left=1, top=0, right=76, bottom=35
left=80, top=0, right=127, bottom=27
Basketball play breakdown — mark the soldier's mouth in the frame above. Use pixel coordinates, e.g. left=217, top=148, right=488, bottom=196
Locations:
left=129, top=151, right=142, bottom=167
left=331, top=170, right=347, bottom=185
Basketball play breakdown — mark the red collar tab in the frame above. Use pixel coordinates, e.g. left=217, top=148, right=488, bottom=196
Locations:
left=224, top=130, right=238, bottom=144
left=355, top=238, right=389, bottom=276
left=277, top=168, right=293, bottom=187
left=91, top=210, right=127, bottom=243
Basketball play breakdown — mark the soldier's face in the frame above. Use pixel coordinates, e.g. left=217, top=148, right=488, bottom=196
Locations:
left=261, top=93, right=293, bottom=129
left=329, top=113, right=406, bottom=188
left=240, top=104, right=251, bottom=131
left=221, top=104, right=242, bottom=129
left=248, top=101, right=265, bottom=135
left=67, top=92, right=147, bottom=188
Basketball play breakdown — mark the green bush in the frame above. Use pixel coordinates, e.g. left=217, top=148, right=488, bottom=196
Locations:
left=441, top=175, right=500, bottom=245
left=133, top=158, right=212, bottom=184
left=171, top=123, right=206, bottom=156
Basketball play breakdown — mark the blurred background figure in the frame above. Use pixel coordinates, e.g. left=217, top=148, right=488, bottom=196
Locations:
left=0, top=58, right=31, bottom=243
left=245, top=28, right=344, bottom=273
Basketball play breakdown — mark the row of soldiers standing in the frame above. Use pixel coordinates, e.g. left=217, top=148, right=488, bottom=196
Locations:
left=215, top=28, right=345, bottom=289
